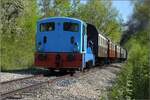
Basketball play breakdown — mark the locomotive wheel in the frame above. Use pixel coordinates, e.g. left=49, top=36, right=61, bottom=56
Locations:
left=86, top=60, right=93, bottom=68
left=59, top=69, right=67, bottom=73
left=49, top=69, right=55, bottom=73
left=70, top=72, right=74, bottom=76
left=69, top=69, right=75, bottom=76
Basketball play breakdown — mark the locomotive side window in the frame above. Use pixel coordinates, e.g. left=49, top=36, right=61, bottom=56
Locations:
left=63, top=22, right=79, bottom=32
left=40, top=22, right=55, bottom=32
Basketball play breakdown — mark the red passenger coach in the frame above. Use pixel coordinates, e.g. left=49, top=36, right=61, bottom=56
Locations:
left=34, top=52, right=82, bottom=69
left=108, top=40, right=116, bottom=62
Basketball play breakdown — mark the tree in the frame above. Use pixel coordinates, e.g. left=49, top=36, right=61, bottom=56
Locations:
left=111, top=0, right=150, bottom=99
left=0, top=0, right=38, bottom=70
left=38, top=0, right=74, bottom=18
left=76, top=0, right=121, bottom=43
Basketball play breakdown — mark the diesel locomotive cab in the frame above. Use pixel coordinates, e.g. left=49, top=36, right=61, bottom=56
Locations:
left=36, top=18, right=82, bottom=53
left=34, top=17, right=94, bottom=70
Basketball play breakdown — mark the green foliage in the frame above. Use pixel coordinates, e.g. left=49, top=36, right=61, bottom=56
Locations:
left=110, top=38, right=149, bottom=99
left=38, top=0, right=121, bottom=43
left=1, top=0, right=38, bottom=70
left=127, top=39, right=149, bottom=99
left=75, top=0, right=121, bottom=42
left=38, top=0, right=74, bottom=17
left=109, top=0, right=150, bottom=99
left=110, top=62, right=133, bottom=100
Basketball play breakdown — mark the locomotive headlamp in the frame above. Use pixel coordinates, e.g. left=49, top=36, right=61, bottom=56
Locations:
left=38, top=42, right=42, bottom=51
left=70, top=36, right=75, bottom=44
left=73, top=42, right=79, bottom=52
left=70, top=36, right=79, bottom=52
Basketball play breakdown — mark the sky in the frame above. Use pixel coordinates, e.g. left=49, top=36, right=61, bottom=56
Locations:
left=112, top=0, right=133, bottom=23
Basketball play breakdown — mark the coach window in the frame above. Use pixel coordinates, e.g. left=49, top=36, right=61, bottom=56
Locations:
left=63, top=22, right=79, bottom=32
left=40, top=22, right=55, bottom=32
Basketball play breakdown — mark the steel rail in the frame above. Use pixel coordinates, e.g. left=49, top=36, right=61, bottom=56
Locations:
left=1, top=74, right=70, bottom=100
left=1, top=74, right=43, bottom=85
left=1, top=68, right=95, bottom=100
left=1, top=80, right=49, bottom=100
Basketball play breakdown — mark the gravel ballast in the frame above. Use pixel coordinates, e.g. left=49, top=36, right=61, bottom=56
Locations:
left=1, top=63, right=123, bottom=100
left=0, top=73, right=32, bottom=82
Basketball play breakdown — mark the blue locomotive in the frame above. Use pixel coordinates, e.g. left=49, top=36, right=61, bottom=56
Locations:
left=34, top=17, right=127, bottom=72
left=35, top=17, right=95, bottom=71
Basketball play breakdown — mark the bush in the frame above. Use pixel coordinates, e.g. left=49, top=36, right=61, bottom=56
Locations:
left=0, top=0, right=38, bottom=71
left=109, top=38, right=149, bottom=99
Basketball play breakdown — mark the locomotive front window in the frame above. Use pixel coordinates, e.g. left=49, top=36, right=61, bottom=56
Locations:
left=63, top=22, right=79, bottom=32
left=40, top=22, right=55, bottom=32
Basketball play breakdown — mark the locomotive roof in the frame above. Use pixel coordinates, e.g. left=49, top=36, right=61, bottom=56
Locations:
left=38, top=17, right=85, bottom=23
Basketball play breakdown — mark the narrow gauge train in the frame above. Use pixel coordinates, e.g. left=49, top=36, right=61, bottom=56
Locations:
left=34, top=17, right=127, bottom=72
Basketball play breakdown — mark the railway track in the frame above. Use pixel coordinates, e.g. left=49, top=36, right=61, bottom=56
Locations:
left=0, top=73, right=73, bottom=100
left=0, top=75, right=42, bottom=99
left=0, top=67, right=101, bottom=100
left=1, top=75, right=43, bottom=85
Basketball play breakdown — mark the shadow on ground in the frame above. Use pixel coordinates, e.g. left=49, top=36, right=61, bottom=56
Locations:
left=1, top=63, right=123, bottom=77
